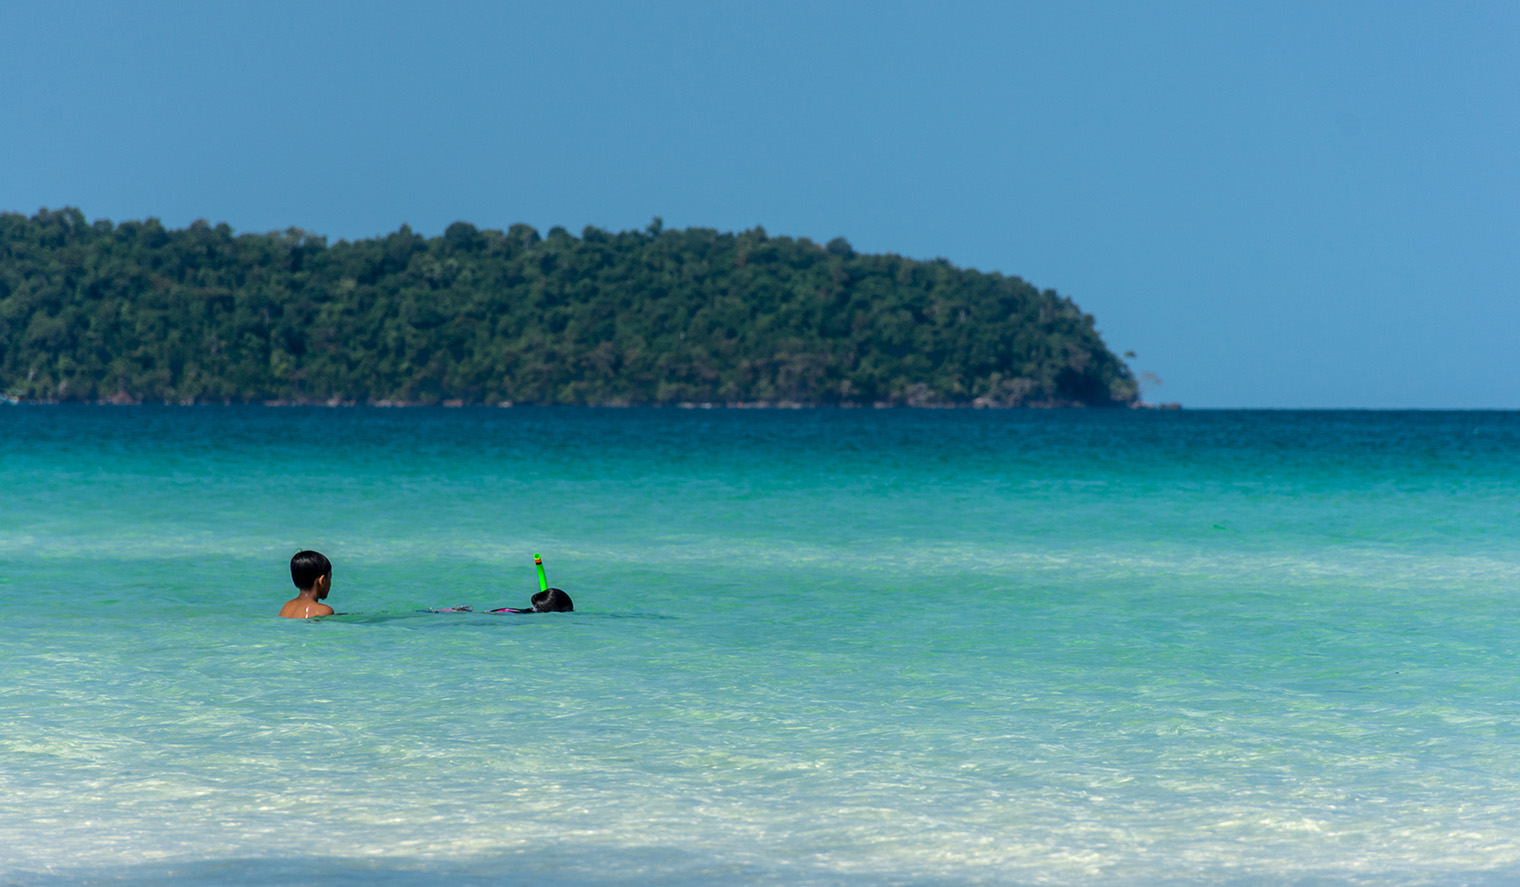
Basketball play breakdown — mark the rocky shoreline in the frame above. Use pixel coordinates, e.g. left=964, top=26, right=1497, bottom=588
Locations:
left=4, top=393, right=1182, bottom=410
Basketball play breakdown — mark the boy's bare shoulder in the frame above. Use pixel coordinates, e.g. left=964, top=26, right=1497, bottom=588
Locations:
left=278, top=598, right=335, bottom=619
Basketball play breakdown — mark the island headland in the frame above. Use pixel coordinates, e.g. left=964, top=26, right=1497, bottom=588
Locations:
left=1, top=208, right=1145, bottom=408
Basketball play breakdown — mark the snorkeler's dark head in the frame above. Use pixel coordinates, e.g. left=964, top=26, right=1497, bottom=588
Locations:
left=290, top=550, right=332, bottom=590
left=531, top=587, right=574, bottom=612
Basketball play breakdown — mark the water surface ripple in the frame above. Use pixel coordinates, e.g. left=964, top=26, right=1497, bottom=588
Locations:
left=3, top=407, right=1518, bottom=885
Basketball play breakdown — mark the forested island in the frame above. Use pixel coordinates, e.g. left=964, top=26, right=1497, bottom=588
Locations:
left=0, top=208, right=1140, bottom=407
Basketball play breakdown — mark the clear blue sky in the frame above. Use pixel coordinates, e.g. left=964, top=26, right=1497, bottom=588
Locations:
left=3, top=0, right=1516, bottom=407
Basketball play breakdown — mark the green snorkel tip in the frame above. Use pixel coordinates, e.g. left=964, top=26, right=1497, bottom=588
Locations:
left=534, top=552, right=548, bottom=592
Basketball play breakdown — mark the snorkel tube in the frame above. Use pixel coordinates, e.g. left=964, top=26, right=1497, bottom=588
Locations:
left=534, top=552, right=548, bottom=593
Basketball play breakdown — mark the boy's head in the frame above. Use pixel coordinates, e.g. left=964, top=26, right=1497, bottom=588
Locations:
left=291, top=550, right=332, bottom=592
left=531, top=587, right=574, bottom=612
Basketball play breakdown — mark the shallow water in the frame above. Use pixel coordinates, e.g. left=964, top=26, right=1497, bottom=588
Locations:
left=3, top=407, right=1519, bottom=885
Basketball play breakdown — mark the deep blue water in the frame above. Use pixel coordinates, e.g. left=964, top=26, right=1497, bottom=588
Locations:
left=3, top=407, right=1519, bottom=885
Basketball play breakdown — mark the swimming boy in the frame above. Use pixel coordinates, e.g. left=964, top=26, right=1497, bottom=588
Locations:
left=279, top=550, right=335, bottom=618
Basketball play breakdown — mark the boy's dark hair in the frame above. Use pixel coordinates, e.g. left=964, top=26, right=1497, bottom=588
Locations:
left=291, top=550, right=332, bottom=590
left=531, top=588, right=574, bottom=612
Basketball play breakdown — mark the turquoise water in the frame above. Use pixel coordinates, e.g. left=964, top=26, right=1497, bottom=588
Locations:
left=3, top=407, right=1520, bottom=885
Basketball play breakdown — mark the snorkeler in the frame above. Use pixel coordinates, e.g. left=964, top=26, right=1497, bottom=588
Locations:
left=424, top=554, right=575, bottom=614
left=490, top=553, right=573, bottom=612
left=279, top=550, right=335, bottom=619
